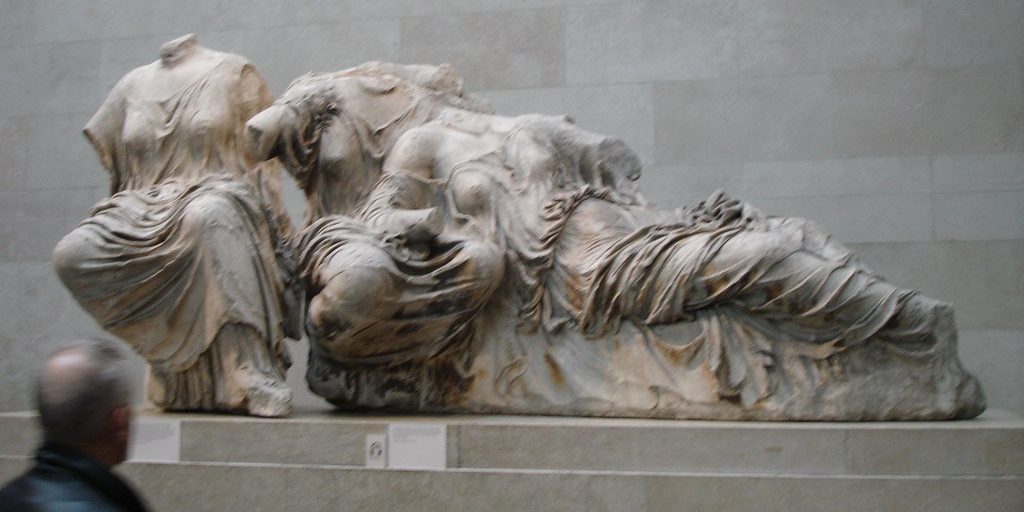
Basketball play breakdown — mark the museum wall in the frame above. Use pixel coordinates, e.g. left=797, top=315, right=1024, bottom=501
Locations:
left=0, top=0, right=1020, bottom=414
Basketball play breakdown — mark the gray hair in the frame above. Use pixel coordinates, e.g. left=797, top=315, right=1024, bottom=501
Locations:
left=35, top=339, right=133, bottom=445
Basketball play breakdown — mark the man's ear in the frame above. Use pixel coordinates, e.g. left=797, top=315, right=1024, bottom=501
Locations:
left=109, top=405, right=132, bottom=443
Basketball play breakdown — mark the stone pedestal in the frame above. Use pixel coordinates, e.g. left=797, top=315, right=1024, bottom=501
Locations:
left=2, top=410, right=1021, bottom=511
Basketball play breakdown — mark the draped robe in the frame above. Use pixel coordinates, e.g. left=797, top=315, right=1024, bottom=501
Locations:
left=54, top=46, right=299, bottom=413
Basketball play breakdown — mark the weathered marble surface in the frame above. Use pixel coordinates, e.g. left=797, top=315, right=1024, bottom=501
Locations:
left=53, top=35, right=300, bottom=417
left=246, top=62, right=985, bottom=420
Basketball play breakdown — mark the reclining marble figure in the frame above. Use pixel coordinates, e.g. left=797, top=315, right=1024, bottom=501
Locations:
left=53, top=35, right=301, bottom=417
left=245, top=62, right=985, bottom=421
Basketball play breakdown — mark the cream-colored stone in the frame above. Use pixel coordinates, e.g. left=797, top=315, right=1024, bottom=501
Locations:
left=53, top=35, right=300, bottom=417
left=6, top=409, right=1024, bottom=474
left=646, top=474, right=1024, bottom=512
left=4, top=450, right=1018, bottom=512
left=845, top=427, right=1024, bottom=476
left=118, top=461, right=648, bottom=512
left=180, top=418, right=384, bottom=466
left=457, top=424, right=848, bottom=474
left=23, top=4, right=1011, bottom=422
left=245, top=61, right=984, bottom=421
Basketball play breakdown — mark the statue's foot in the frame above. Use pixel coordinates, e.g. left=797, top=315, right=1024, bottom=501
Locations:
left=245, top=375, right=293, bottom=417
left=952, top=372, right=986, bottom=419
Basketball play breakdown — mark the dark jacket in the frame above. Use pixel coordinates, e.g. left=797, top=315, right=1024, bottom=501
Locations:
left=0, top=442, right=149, bottom=512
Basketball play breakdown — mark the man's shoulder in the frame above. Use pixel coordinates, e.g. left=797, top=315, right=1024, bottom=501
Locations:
left=0, top=467, right=124, bottom=512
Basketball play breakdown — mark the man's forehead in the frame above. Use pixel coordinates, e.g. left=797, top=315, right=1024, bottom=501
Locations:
left=44, top=348, right=94, bottom=375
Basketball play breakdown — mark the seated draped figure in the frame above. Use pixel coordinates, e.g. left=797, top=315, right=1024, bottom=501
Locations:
left=52, top=35, right=301, bottom=417
left=246, top=61, right=985, bottom=421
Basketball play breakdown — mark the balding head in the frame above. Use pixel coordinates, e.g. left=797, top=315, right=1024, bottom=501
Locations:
left=36, top=339, right=132, bottom=452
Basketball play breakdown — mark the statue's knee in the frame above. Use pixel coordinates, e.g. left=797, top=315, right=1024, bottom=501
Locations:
left=765, top=234, right=797, bottom=259
left=307, top=266, right=401, bottom=356
left=311, top=266, right=397, bottom=327
left=180, top=193, right=236, bottom=233
left=728, top=231, right=796, bottom=263
left=390, top=125, right=442, bottom=167
left=450, top=171, right=493, bottom=216
left=307, top=292, right=346, bottom=336
left=52, top=226, right=95, bottom=284
left=465, top=241, right=504, bottom=283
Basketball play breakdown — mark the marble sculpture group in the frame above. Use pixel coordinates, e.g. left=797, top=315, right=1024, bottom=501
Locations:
left=53, top=35, right=985, bottom=421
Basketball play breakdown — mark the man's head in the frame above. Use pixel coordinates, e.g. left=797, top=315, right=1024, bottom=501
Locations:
left=35, top=339, right=133, bottom=466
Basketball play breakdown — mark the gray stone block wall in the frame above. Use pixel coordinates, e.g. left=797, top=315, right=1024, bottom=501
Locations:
left=0, top=0, right=1020, bottom=414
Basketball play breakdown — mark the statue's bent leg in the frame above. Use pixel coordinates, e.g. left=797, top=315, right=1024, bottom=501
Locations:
left=171, top=192, right=293, bottom=416
left=305, top=236, right=503, bottom=368
left=650, top=222, right=983, bottom=417
left=54, top=190, right=294, bottom=416
left=690, top=226, right=981, bottom=411
left=688, top=228, right=937, bottom=347
left=306, top=243, right=403, bottom=361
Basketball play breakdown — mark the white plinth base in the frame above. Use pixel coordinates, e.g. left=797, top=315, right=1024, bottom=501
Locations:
left=2, top=409, right=1021, bottom=511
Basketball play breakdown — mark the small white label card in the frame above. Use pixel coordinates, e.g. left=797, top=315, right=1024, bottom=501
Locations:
left=387, top=423, right=446, bottom=470
left=128, top=417, right=181, bottom=463
left=365, top=433, right=387, bottom=469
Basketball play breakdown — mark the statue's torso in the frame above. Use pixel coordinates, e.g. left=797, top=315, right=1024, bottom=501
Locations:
left=108, top=51, right=253, bottom=191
